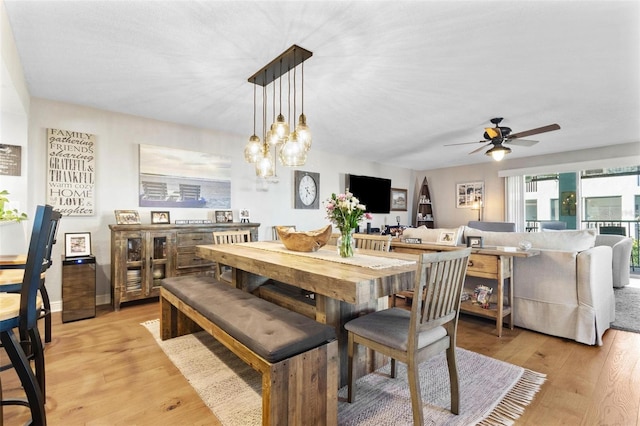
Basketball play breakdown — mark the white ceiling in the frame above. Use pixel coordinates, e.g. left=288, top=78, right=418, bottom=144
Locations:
left=4, top=0, right=639, bottom=170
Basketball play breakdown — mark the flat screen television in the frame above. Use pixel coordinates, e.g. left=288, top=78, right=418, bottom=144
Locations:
left=347, top=174, right=392, bottom=213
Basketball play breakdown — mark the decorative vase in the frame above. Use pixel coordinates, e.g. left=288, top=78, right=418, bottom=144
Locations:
left=337, top=229, right=355, bottom=258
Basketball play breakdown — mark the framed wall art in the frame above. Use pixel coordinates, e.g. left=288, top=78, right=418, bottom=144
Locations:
left=390, top=188, right=408, bottom=211
left=139, top=144, right=231, bottom=209
left=151, top=211, right=170, bottom=224
left=65, top=232, right=92, bottom=257
left=456, top=181, right=484, bottom=209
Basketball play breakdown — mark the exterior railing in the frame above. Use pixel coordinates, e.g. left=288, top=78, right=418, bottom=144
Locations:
left=525, top=220, right=639, bottom=270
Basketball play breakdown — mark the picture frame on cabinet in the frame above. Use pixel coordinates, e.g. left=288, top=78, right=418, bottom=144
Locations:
left=151, top=211, right=170, bottom=224
left=390, top=188, right=408, bottom=211
left=65, top=232, right=92, bottom=257
left=114, top=210, right=141, bottom=225
left=467, top=236, right=484, bottom=248
left=215, top=210, right=233, bottom=223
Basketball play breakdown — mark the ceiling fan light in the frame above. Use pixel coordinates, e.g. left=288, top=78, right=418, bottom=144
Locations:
left=486, top=144, right=511, bottom=161
left=244, top=134, right=262, bottom=163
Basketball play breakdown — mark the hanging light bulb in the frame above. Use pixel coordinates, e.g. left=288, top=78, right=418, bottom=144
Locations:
left=271, top=60, right=289, bottom=141
left=256, top=80, right=274, bottom=178
left=295, top=60, right=312, bottom=151
left=244, top=80, right=262, bottom=163
left=280, top=130, right=306, bottom=166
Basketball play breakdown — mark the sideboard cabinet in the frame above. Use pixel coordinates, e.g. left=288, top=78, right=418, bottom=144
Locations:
left=109, top=223, right=259, bottom=310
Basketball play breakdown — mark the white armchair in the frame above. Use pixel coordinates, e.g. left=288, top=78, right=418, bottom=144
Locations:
left=595, top=234, right=633, bottom=288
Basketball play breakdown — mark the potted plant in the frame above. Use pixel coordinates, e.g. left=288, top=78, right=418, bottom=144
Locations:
left=0, top=190, right=28, bottom=255
left=0, top=190, right=28, bottom=222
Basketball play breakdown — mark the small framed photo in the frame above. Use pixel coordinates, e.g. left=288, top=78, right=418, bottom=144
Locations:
left=151, top=211, right=170, bottom=224
left=215, top=210, right=233, bottom=223
left=467, top=236, right=484, bottom=248
left=437, top=230, right=457, bottom=245
left=239, top=208, right=250, bottom=223
left=390, top=188, right=408, bottom=211
left=114, top=210, right=141, bottom=225
left=65, top=232, right=92, bottom=257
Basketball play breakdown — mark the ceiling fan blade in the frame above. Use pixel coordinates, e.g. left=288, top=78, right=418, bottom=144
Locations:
left=469, top=143, right=491, bottom=155
left=509, top=123, right=560, bottom=139
left=444, top=140, right=486, bottom=147
left=506, top=139, right=539, bottom=147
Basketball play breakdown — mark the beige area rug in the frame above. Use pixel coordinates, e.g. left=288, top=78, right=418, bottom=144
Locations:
left=142, top=319, right=545, bottom=425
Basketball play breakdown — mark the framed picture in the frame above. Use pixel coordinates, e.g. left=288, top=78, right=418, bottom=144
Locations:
left=239, top=208, right=250, bottom=223
left=114, top=210, right=141, bottom=225
left=467, top=236, right=484, bottom=248
left=437, top=230, right=457, bottom=245
left=456, top=181, right=484, bottom=208
left=151, top=211, right=170, bottom=224
left=215, top=210, right=233, bottom=223
left=390, top=188, right=408, bottom=211
left=65, top=232, right=92, bottom=257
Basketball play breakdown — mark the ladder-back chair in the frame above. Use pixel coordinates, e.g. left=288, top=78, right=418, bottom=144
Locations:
left=353, top=233, right=393, bottom=252
left=0, top=204, right=57, bottom=425
left=212, top=230, right=251, bottom=283
left=345, top=248, right=471, bottom=425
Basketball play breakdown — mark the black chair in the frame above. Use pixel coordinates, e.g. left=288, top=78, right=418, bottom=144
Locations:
left=0, top=204, right=55, bottom=425
left=0, top=210, right=61, bottom=343
left=599, top=226, right=626, bottom=236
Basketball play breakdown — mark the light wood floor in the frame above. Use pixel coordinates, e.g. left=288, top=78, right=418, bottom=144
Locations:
left=2, top=299, right=639, bottom=425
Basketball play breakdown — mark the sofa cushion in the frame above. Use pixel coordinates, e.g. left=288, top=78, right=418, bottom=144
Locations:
left=463, top=226, right=597, bottom=251
left=403, top=225, right=463, bottom=245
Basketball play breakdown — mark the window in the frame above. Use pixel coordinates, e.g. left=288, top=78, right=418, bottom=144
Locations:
left=526, top=200, right=537, bottom=221
left=584, top=196, right=621, bottom=221
left=550, top=198, right=559, bottom=220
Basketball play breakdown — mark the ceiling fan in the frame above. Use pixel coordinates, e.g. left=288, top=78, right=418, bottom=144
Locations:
left=445, top=117, right=561, bottom=161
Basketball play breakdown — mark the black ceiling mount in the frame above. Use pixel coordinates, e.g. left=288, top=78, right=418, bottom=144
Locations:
left=248, top=44, right=313, bottom=87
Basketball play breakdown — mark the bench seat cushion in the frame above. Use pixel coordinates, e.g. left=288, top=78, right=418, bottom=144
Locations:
left=162, top=276, right=335, bottom=363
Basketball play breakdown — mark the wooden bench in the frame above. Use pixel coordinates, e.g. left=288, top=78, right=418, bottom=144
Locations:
left=160, top=276, right=338, bottom=426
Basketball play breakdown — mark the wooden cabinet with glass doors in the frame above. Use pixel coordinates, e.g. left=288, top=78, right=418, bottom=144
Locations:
left=109, top=223, right=260, bottom=310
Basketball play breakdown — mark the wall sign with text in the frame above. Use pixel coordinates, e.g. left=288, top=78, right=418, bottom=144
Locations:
left=46, top=128, right=96, bottom=216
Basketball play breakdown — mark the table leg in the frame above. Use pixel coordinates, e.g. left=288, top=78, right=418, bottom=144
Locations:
left=496, top=257, right=505, bottom=338
left=508, top=257, right=514, bottom=330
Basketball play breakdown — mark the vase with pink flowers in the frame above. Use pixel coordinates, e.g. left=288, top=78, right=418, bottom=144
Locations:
left=324, top=191, right=373, bottom=257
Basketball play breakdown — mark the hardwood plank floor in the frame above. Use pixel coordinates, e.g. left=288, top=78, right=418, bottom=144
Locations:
left=2, top=299, right=639, bottom=425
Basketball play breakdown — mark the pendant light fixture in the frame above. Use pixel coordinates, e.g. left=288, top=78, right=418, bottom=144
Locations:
left=255, top=81, right=274, bottom=178
left=295, top=60, right=312, bottom=151
left=245, top=44, right=313, bottom=176
left=280, top=54, right=306, bottom=167
left=243, top=79, right=262, bottom=163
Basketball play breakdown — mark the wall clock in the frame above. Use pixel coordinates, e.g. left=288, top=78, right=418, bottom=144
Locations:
left=294, top=170, right=320, bottom=209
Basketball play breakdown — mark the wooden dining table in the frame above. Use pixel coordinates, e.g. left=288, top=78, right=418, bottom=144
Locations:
left=195, top=240, right=419, bottom=386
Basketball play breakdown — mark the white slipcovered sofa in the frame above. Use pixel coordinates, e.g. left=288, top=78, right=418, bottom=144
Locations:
left=463, top=227, right=614, bottom=346
left=594, top=234, right=633, bottom=288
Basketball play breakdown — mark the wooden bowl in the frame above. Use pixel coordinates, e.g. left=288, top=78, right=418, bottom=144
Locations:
left=276, top=225, right=333, bottom=252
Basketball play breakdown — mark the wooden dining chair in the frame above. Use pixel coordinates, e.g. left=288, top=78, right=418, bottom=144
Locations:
left=353, top=233, right=393, bottom=252
left=272, top=225, right=296, bottom=240
left=0, top=204, right=57, bottom=425
left=212, top=230, right=251, bottom=283
left=345, top=248, right=471, bottom=425
left=0, top=210, right=61, bottom=343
